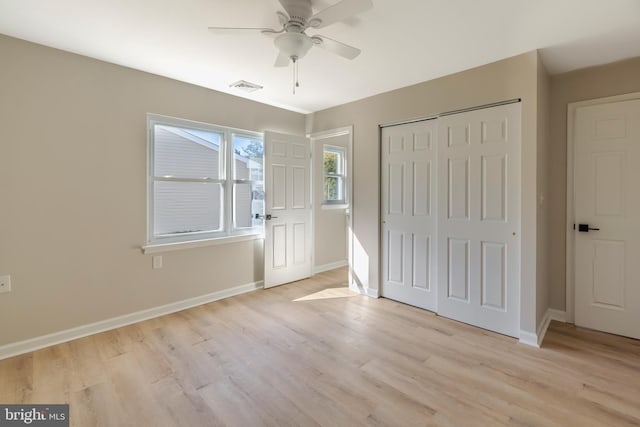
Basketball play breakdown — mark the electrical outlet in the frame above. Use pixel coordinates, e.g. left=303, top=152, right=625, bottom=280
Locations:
left=152, top=256, right=163, bottom=269
left=0, top=275, right=11, bottom=293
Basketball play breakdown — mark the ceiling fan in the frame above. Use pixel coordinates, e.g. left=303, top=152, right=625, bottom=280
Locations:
left=209, top=0, right=373, bottom=92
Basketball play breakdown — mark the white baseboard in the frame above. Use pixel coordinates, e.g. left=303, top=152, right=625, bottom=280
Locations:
left=537, top=308, right=567, bottom=346
left=348, top=281, right=379, bottom=298
left=547, top=308, right=567, bottom=323
left=519, top=330, right=539, bottom=347
left=313, top=260, right=348, bottom=275
left=519, top=308, right=567, bottom=348
left=0, top=280, right=263, bottom=361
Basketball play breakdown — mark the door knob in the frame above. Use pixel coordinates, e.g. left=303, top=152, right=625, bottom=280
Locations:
left=578, top=223, right=600, bottom=232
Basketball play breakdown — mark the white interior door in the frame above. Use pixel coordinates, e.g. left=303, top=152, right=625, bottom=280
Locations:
left=264, top=131, right=312, bottom=288
left=573, top=99, right=640, bottom=339
left=437, top=103, right=521, bottom=338
left=381, top=120, right=438, bottom=311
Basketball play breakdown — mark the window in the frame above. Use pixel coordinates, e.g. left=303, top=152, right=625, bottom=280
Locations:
left=323, top=145, right=347, bottom=205
left=147, top=114, right=264, bottom=245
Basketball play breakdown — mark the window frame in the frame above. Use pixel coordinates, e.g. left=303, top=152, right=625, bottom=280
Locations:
left=146, top=114, right=264, bottom=247
left=322, top=144, right=348, bottom=206
left=230, top=132, right=265, bottom=233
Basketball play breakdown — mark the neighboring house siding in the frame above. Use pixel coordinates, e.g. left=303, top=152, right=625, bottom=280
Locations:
left=154, top=126, right=222, bottom=234
left=234, top=155, right=259, bottom=228
left=234, top=183, right=252, bottom=228
left=155, top=127, right=219, bottom=178
left=234, top=157, right=250, bottom=180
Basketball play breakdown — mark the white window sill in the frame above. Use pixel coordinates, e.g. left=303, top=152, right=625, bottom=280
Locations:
left=321, top=203, right=349, bottom=210
left=142, top=234, right=263, bottom=254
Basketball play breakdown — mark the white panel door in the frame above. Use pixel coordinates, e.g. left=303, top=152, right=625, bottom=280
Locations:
left=574, top=99, right=640, bottom=339
left=381, top=120, right=438, bottom=311
left=437, top=103, right=521, bottom=337
left=264, top=131, right=312, bottom=288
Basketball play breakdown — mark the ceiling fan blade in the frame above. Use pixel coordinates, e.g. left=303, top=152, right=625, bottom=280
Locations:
left=274, top=52, right=291, bottom=67
left=278, top=0, right=312, bottom=20
left=208, top=26, right=279, bottom=33
left=313, top=35, right=361, bottom=60
left=277, top=0, right=297, bottom=17
left=308, top=0, right=373, bottom=28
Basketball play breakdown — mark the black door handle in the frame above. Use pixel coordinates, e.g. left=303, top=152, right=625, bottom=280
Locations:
left=578, top=223, right=600, bottom=232
left=254, top=213, right=278, bottom=220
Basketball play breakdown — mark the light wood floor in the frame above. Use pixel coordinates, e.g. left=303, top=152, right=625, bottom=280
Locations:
left=2, top=267, right=640, bottom=426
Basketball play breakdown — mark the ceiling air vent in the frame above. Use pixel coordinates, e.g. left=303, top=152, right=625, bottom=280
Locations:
left=229, top=80, right=263, bottom=93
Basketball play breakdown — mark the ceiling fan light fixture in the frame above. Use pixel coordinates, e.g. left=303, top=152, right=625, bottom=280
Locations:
left=274, top=32, right=313, bottom=60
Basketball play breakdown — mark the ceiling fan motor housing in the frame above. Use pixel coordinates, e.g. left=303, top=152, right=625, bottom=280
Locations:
left=275, top=32, right=313, bottom=59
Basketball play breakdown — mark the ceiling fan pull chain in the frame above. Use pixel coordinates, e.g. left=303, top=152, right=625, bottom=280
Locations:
left=292, top=57, right=296, bottom=94
left=292, top=56, right=300, bottom=95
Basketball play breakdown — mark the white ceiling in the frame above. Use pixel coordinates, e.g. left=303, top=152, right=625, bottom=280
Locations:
left=1, top=0, right=640, bottom=114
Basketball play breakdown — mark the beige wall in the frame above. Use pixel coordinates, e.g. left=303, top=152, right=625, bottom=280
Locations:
left=547, top=56, right=640, bottom=311
left=536, top=56, right=552, bottom=326
left=310, top=51, right=541, bottom=333
left=0, top=35, right=305, bottom=347
left=312, top=133, right=349, bottom=269
left=6, top=30, right=610, bottom=346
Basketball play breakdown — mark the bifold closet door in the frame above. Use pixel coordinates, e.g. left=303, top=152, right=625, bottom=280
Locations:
left=437, top=103, right=521, bottom=337
left=381, top=120, right=438, bottom=311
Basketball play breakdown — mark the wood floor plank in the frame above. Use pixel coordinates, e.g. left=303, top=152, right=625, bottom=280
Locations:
left=1, top=267, right=639, bottom=426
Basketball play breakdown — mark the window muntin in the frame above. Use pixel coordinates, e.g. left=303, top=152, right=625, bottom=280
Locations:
left=323, top=145, right=347, bottom=205
left=148, top=115, right=264, bottom=244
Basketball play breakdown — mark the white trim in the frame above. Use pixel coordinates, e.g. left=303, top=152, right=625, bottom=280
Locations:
left=321, top=204, right=349, bottom=210
left=366, top=287, right=380, bottom=298
left=0, top=280, right=264, bottom=361
left=518, top=330, right=539, bottom=347
left=348, top=282, right=380, bottom=298
left=142, top=234, right=262, bottom=254
left=534, top=311, right=553, bottom=347
left=313, top=260, right=348, bottom=275
left=566, top=91, right=640, bottom=324
left=519, top=308, right=567, bottom=348
left=379, top=99, right=521, bottom=128
left=307, top=126, right=353, bottom=140
left=537, top=308, right=568, bottom=346
left=547, top=308, right=567, bottom=323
